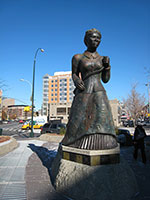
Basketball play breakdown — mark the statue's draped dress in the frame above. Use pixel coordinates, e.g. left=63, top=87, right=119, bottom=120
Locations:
left=62, top=51, right=117, bottom=150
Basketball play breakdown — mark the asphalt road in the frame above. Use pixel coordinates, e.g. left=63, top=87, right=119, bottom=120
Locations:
left=1, top=122, right=150, bottom=140
left=0, top=122, right=41, bottom=140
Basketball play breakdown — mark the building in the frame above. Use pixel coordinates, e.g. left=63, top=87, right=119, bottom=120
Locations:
left=42, top=71, right=75, bottom=123
left=2, top=98, right=15, bottom=108
left=1, top=98, right=15, bottom=121
left=42, top=74, right=49, bottom=116
left=7, top=105, right=30, bottom=120
left=109, top=99, right=122, bottom=127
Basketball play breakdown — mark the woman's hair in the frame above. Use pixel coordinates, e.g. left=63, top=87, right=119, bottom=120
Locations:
left=84, top=28, right=102, bottom=47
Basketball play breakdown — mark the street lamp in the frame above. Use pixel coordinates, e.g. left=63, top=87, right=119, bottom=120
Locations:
left=20, top=79, right=32, bottom=100
left=30, top=48, right=44, bottom=137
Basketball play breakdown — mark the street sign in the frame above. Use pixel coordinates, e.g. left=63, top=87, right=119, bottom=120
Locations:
left=24, top=106, right=30, bottom=112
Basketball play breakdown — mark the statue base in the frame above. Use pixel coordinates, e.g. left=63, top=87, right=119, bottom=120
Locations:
left=51, top=145, right=138, bottom=200
left=62, top=145, right=120, bottom=166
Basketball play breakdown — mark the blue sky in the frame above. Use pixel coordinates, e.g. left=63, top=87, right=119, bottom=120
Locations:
left=0, top=0, right=149, bottom=110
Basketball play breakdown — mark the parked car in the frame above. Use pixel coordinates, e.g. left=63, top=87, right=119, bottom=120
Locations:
left=117, top=129, right=133, bottom=146
left=123, top=120, right=134, bottom=127
left=41, top=121, right=66, bottom=134
left=22, top=120, right=31, bottom=130
left=22, top=119, right=45, bottom=130
left=19, top=120, right=24, bottom=124
left=3, top=120, right=9, bottom=124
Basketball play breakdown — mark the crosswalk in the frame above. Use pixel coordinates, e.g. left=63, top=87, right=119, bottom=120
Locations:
left=2, top=127, right=41, bottom=134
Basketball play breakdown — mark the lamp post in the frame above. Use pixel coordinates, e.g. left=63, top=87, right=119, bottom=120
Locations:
left=20, top=79, right=32, bottom=100
left=30, top=48, right=44, bottom=137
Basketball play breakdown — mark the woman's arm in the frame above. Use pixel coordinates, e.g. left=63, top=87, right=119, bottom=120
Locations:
left=101, top=56, right=111, bottom=83
left=72, top=54, right=85, bottom=91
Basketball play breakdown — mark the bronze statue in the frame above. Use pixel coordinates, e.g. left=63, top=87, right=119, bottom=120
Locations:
left=62, top=28, right=117, bottom=150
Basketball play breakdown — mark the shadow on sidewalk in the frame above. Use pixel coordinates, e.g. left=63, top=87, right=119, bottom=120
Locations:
left=27, top=143, right=68, bottom=200
left=28, top=143, right=57, bottom=168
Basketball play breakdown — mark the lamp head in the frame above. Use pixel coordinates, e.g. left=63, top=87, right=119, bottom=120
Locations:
left=40, top=48, right=44, bottom=52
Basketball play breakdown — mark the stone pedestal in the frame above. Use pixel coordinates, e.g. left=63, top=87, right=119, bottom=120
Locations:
left=51, top=145, right=138, bottom=200
left=62, top=145, right=120, bottom=166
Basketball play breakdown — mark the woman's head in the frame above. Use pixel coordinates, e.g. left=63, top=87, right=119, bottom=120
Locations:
left=84, top=28, right=101, bottom=48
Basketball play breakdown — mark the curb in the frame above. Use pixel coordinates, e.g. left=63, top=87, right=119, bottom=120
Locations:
left=0, top=137, right=18, bottom=156
left=38, top=134, right=64, bottom=143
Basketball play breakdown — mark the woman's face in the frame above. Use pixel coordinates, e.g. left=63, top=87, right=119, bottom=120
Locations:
left=86, top=32, right=101, bottom=49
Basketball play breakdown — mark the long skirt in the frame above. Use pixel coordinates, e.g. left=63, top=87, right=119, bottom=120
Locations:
left=62, top=90, right=117, bottom=150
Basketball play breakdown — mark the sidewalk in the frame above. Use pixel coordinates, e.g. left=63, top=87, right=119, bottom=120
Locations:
left=0, top=137, right=68, bottom=200
left=0, top=136, right=150, bottom=200
left=0, top=140, right=45, bottom=200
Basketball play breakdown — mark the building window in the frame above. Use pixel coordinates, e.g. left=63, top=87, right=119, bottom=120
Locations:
left=44, top=80, right=49, bottom=83
left=51, top=80, right=54, bottom=83
left=51, top=94, right=53, bottom=96
left=51, top=98, right=53, bottom=101
left=55, top=98, right=57, bottom=101
left=44, top=76, right=49, bottom=79
left=51, top=89, right=53, bottom=91
left=55, top=84, right=57, bottom=87
left=51, top=85, right=53, bottom=87
left=57, top=107, right=66, bottom=115
left=55, top=89, right=57, bottom=91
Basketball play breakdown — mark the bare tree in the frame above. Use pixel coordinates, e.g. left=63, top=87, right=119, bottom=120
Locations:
left=0, top=80, right=7, bottom=89
left=123, top=83, right=146, bottom=123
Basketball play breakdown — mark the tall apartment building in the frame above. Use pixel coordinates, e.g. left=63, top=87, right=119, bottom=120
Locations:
left=42, top=71, right=75, bottom=123
left=42, top=74, right=49, bottom=116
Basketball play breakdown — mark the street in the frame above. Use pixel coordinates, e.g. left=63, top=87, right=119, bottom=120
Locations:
left=118, top=126, right=150, bottom=136
left=0, top=122, right=41, bottom=139
left=1, top=122, right=150, bottom=141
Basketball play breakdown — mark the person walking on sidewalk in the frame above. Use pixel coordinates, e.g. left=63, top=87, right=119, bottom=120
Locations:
left=133, top=125, right=147, bottom=164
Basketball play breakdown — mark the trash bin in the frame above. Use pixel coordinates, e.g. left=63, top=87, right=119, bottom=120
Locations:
left=0, top=128, right=2, bottom=135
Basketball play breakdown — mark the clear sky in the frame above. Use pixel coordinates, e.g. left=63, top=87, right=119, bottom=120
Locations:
left=0, top=0, right=150, bottom=110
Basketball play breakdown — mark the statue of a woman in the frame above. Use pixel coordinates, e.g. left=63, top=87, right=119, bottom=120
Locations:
left=62, top=28, right=118, bottom=150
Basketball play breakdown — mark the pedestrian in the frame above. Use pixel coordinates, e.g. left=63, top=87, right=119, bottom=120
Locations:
left=133, top=125, right=147, bottom=164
